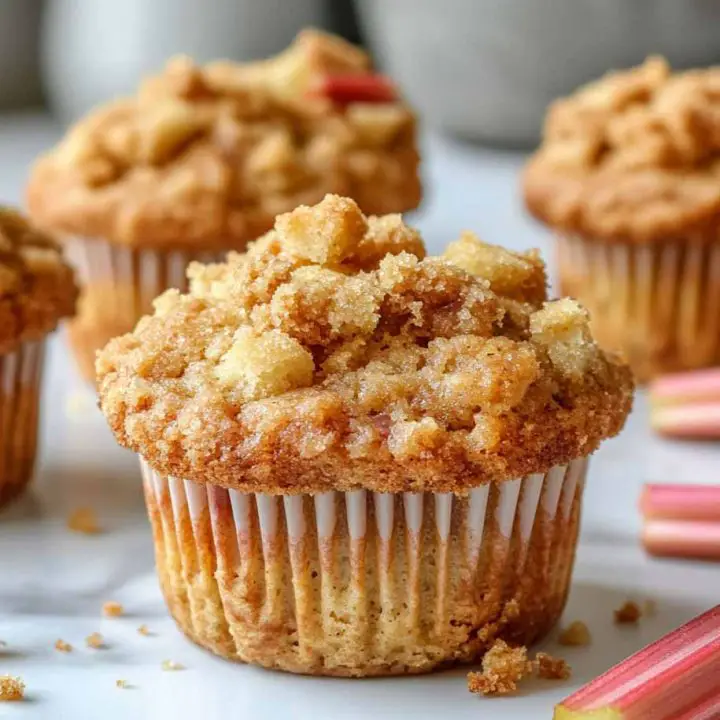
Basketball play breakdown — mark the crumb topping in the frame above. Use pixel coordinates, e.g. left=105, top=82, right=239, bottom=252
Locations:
left=102, top=601, right=124, bottom=617
left=534, top=652, right=572, bottom=680
left=524, top=57, right=720, bottom=243
left=67, top=507, right=102, bottom=534
left=467, top=640, right=531, bottom=696
left=85, top=632, right=105, bottom=649
left=0, top=207, right=77, bottom=354
left=27, top=30, right=420, bottom=248
left=558, top=620, right=592, bottom=646
left=614, top=601, right=642, bottom=625
left=54, top=639, right=72, bottom=653
left=98, top=195, right=633, bottom=494
left=0, top=676, right=24, bottom=701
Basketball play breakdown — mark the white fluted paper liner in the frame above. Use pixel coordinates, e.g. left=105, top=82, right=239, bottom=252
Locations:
left=557, top=234, right=720, bottom=380
left=140, top=456, right=588, bottom=676
left=65, top=236, right=224, bottom=381
left=0, top=339, right=45, bottom=505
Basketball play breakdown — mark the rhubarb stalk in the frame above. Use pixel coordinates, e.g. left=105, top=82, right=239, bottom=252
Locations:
left=554, top=605, right=720, bottom=720
left=640, top=484, right=720, bottom=522
left=642, top=520, right=720, bottom=561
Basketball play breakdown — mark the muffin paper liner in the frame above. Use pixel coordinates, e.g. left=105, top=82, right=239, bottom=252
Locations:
left=0, top=339, right=45, bottom=507
left=65, top=237, right=224, bottom=382
left=141, top=456, right=588, bottom=676
left=558, top=234, right=720, bottom=381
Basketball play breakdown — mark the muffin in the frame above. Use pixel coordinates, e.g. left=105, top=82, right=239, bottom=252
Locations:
left=524, top=57, right=720, bottom=382
left=0, top=208, right=77, bottom=506
left=97, top=194, right=632, bottom=676
left=27, top=30, right=421, bottom=382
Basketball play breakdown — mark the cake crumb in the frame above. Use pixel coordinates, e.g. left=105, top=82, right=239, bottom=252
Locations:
left=55, top=639, right=72, bottom=653
left=643, top=599, right=657, bottom=617
left=534, top=652, right=571, bottom=680
left=558, top=620, right=592, bottom=646
left=137, top=624, right=151, bottom=636
left=67, top=507, right=102, bottom=534
left=103, top=601, right=124, bottom=617
left=85, top=632, right=105, bottom=649
left=467, top=640, right=531, bottom=696
left=614, top=601, right=642, bottom=625
left=116, top=679, right=128, bottom=689
left=0, top=676, right=24, bottom=701
left=161, top=660, right=185, bottom=671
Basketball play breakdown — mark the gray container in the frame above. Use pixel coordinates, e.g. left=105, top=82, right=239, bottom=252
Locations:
left=356, top=0, right=720, bottom=147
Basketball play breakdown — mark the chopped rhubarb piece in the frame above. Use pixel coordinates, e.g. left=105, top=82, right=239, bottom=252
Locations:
left=641, top=484, right=720, bottom=522
left=643, top=520, right=720, bottom=561
left=650, top=402, right=720, bottom=439
left=313, top=73, right=397, bottom=104
left=650, top=369, right=720, bottom=407
left=554, top=605, right=720, bottom=720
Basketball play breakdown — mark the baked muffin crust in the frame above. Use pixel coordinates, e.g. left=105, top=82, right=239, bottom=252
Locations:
left=0, top=207, right=77, bottom=354
left=524, top=57, right=720, bottom=243
left=98, top=195, right=633, bottom=493
left=27, top=31, right=421, bottom=250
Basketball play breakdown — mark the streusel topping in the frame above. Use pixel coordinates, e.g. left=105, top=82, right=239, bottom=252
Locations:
left=98, top=195, right=632, bottom=493
left=0, top=207, right=77, bottom=355
left=27, top=30, right=420, bottom=249
left=524, top=57, right=720, bottom=242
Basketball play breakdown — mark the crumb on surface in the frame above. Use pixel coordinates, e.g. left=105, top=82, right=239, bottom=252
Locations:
left=85, top=632, right=104, bottom=649
left=116, top=679, right=128, bottom=689
left=0, top=676, right=24, bottom=701
left=102, top=601, right=124, bottom=617
left=54, top=639, right=72, bottom=653
left=67, top=507, right=102, bottom=534
left=467, top=640, right=531, bottom=696
left=558, top=620, right=592, bottom=646
left=614, top=600, right=642, bottom=625
left=161, top=660, right=185, bottom=671
left=137, top=624, right=151, bottom=636
left=534, top=652, right=571, bottom=680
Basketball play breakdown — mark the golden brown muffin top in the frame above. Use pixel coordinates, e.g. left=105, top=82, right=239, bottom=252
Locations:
left=98, top=195, right=633, bottom=493
left=0, top=207, right=77, bottom=355
left=524, top=57, right=720, bottom=243
left=26, top=30, right=420, bottom=250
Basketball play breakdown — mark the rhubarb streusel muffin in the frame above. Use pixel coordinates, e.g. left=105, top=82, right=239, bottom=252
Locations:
left=27, top=30, right=421, bottom=382
left=0, top=208, right=77, bottom=506
left=97, top=195, right=632, bottom=676
left=524, top=57, right=720, bottom=382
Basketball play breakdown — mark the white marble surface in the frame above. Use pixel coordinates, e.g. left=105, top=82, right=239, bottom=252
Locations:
left=1, top=114, right=720, bottom=719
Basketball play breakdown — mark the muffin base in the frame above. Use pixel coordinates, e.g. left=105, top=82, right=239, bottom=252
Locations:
left=0, top=340, right=45, bottom=507
left=141, top=458, right=587, bottom=677
left=66, top=237, right=223, bottom=382
left=557, top=234, right=720, bottom=382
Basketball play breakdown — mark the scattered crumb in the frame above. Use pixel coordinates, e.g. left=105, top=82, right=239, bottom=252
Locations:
left=85, top=632, right=105, bottom=649
left=137, top=624, right=151, bottom=636
left=614, top=601, right=642, bottom=625
left=103, top=601, right=124, bottom=617
left=558, top=620, right=592, bottom=646
left=534, top=652, right=572, bottom=680
left=67, top=507, right=102, bottom=534
left=116, top=679, right=128, bottom=689
left=643, top=599, right=657, bottom=617
left=467, top=640, right=531, bottom=696
left=161, top=660, right=185, bottom=672
left=54, top=639, right=72, bottom=653
left=0, top=676, right=24, bottom=701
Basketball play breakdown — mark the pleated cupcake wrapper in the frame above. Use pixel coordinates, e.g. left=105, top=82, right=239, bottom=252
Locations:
left=140, top=456, right=588, bottom=675
left=557, top=234, right=720, bottom=380
left=65, top=236, right=224, bottom=381
left=0, top=339, right=45, bottom=506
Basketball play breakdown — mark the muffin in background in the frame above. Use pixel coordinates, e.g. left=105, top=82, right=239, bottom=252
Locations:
left=97, top=194, right=632, bottom=676
left=27, top=29, right=421, bottom=382
left=524, top=57, right=720, bottom=382
left=0, top=208, right=77, bottom=506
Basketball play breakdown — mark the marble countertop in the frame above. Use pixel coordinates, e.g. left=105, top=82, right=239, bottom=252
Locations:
left=1, top=114, right=719, bottom=719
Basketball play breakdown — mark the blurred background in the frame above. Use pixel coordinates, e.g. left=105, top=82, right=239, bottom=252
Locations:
left=3, top=0, right=720, bottom=144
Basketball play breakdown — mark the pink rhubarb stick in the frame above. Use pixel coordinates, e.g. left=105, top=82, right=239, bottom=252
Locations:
left=642, top=520, right=720, bottom=561
left=312, top=73, right=398, bottom=104
left=650, top=402, right=720, bottom=439
left=640, top=484, right=720, bottom=522
left=554, top=605, right=720, bottom=720
left=650, top=368, right=720, bottom=407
